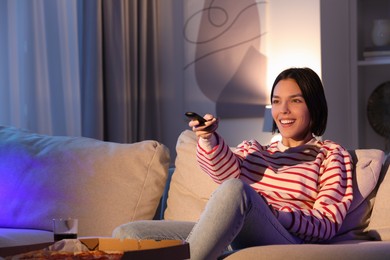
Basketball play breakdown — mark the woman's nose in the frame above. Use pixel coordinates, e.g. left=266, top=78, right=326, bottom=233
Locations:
left=280, top=102, right=289, bottom=114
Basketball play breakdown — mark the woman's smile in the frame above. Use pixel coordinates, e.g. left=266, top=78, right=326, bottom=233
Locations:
left=279, top=119, right=295, bottom=126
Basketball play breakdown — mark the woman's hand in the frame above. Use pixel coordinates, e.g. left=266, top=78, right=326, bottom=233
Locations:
left=189, top=114, right=219, bottom=139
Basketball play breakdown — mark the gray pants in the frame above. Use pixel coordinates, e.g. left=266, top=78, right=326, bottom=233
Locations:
left=113, top=179, right=302, bottom=259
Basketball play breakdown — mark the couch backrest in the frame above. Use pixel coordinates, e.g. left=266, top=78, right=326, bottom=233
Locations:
left=0, top=126, right=170, bottom=237
left=165, top=130, right=387, bottom=242
left=329, top=149, right=385, bottom=242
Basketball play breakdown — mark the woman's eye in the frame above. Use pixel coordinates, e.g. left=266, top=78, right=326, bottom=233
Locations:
left=292, top=99, right=303, bottom=103
left=272, top=99, right=279, bottom=104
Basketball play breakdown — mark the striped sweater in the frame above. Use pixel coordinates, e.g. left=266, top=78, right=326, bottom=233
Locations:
left=197, top=133, right=353, bottom=243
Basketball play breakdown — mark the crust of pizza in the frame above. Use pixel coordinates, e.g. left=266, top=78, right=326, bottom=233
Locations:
left=6, top=250, right=124, bottom=260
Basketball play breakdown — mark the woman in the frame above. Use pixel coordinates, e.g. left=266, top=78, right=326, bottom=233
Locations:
left=114, top=67, right=353, bottom=260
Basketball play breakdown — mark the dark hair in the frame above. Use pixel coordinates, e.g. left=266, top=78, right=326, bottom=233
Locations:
left=270, top=67, right=328, bottom=136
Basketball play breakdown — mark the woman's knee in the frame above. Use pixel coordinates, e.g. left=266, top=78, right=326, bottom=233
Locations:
left=209, top=178, right=249, bottom=205
left=217, top=178, right=246, bottom=196
left=210, top=178, right=260, bottom=212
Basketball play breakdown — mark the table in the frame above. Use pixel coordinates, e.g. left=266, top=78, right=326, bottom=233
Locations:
left=0, top=242, right=53, bottom=258
left=0, top=239, right=190, bottom=259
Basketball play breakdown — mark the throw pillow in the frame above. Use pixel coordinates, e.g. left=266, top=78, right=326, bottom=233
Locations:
left=329, top=149, right=385, bottom=242
left=164, top=130, right=219, bottom=221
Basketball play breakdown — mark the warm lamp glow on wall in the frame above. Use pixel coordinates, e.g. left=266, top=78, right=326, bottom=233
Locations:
left=262, top=105, right=273, bottom=132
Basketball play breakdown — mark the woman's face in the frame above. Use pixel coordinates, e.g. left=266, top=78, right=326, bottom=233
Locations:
left=271, top=79, right=312, bottom=147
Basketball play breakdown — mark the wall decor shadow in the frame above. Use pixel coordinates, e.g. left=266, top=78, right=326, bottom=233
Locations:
left=183, top=0, right=268, bottom=118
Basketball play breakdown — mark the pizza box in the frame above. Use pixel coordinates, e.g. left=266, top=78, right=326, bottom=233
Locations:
left=79, top=238, right=190, bottom=259
left=0, top=238, right=190, bottom=259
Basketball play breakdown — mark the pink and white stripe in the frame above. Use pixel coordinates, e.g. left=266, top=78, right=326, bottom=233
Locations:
left=197, top=133, right=353, bottom=242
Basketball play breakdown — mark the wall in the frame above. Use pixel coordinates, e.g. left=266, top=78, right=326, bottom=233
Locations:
left=158, top=0, right=321, bottom=161
left=320, top=0, right=352, bottom=148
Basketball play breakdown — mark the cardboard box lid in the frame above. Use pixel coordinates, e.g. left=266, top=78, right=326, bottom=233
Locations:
left=79, top=238, right=190, bottom=259
left=80, top=238, right=137, bottom=251
left=80, top=238, right=185, bottom=251
left=122, top=242, right=190, bottom=260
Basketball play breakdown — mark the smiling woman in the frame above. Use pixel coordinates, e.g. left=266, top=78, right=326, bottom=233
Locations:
left=113, top=67, right=353, bottom=259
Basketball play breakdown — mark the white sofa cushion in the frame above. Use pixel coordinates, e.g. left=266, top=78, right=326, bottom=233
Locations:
left=0, top=126, right=170, bottom=238
left=164, top=130, right=218, bottom=221
left=224, top=241, right=390, bottom=260
left=368, top=153, right=390, bottom=240
left=328, top=149, right=385, bottom=242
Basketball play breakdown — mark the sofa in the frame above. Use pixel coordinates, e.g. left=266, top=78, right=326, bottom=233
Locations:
left=0, top=125, right=170, bottom=247
left=1, top=126, right=390, bottom=259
